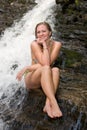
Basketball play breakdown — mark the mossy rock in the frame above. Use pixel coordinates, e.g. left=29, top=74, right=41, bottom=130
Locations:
left=56, top=48, right=83, bottom=68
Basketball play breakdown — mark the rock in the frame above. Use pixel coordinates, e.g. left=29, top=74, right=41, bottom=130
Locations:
left=0, top=0, right=36, bottom=35
left=54, top=0, right=87, bottom=73
left=0, top=86, right=86, bottom=130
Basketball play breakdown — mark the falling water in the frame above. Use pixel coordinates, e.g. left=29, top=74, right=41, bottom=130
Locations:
left=0, top=0, right=56, bottom=98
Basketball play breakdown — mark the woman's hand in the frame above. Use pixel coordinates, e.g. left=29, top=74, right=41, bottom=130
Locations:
left=36, top=38, right=48, bottom=50
left=16, top=67, right=29, bottom=81
left=36, top=38, right=46, bottom=45
left=16, top=70, right=24, bottom=81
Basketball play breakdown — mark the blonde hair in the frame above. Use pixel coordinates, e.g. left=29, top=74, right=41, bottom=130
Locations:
left=35, top=22, right=52, bottom=38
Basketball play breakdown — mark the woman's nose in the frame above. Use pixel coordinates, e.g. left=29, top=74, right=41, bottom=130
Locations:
left=40, top=32, right=43, bottom=35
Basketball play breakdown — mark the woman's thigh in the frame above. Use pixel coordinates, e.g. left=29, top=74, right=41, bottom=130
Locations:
left=24, top=67, right=42, bottom=89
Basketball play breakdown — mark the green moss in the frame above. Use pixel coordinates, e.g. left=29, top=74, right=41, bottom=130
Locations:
left=61, top=48, right=83, bottom=68
left=54, top=47, right=83, bottom=68
left=75, top=0, right=79, bottom=6
left=64, top=0, right=69, bottom=2
left=63, top=48, right=82, bottom=60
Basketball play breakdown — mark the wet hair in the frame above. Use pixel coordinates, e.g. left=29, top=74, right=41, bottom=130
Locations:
left=35, top=22, right=52, bottom=38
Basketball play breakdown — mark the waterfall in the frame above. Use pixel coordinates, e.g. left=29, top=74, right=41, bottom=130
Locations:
left=0, top=0, right=56, bottom=98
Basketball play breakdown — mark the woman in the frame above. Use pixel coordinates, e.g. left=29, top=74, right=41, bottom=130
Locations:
left=16, top=22, right=62, bottom=118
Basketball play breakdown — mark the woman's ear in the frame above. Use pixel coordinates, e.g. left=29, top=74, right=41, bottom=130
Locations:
left=49, top=31, right=52, bottom=37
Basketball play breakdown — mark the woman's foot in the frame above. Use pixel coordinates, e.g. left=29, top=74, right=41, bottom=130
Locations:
left=43, top=98, right=62, bottom=118
left=43, top=99, right=53, bottom=118
left=51, top=99, right=63, bottom=118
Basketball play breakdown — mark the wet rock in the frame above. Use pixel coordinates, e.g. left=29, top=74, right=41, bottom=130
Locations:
left=0, top=0, right=36, bottom=35
left=54, top=0, right=87, bottom=76
left=0, top=86, right=86, bottom=130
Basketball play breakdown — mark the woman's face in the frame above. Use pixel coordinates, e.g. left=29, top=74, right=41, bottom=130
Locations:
left=36, top=24, right=51, bottom=41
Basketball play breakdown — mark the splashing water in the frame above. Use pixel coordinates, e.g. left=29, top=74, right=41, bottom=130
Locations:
left=0, top=0, right=56, bottom=98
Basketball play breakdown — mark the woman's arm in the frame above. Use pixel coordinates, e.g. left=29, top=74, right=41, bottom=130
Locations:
left=50, top=41, right=62, bottom=64
left=16, top=63, right=42, bottom=81
left=31, top=40, right=62, bottom=66
left=31, top=41, right=51, bottom=66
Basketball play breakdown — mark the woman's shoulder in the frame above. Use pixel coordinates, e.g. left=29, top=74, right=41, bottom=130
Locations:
left=31, top=40, right=38, bottom=49
left=52, top=40, right=62, bottom=47
left=31, top=40, right=42, bottom=52
left=31, top=40, right=37, bottom=45
left=53, top=40, right=62, bottom=44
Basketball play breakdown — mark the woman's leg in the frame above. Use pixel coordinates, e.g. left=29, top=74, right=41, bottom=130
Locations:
left=52, top=67, right=60, bottom=92
left=43, top=67, right=60, bottom=115
left=24, top=65, right=62, bottom=118
left=24, top=67, right=42, bottom=89
left=41, top=66, right=62, bottom=118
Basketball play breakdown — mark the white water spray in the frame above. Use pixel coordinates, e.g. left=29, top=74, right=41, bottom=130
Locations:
left=0, top=0, right=56, bottom=98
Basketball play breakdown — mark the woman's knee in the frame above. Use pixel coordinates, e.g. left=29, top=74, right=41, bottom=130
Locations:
left=41, top=66, right=59, bottom=74
left=52, top=67, right=60, bottom=74
left=42, top=65, right=51, bottom=72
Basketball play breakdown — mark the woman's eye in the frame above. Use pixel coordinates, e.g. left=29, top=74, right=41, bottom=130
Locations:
left=37, top=30, right=46, bottom=34
left=37, top=31, right=40, bottom=34
left=42, top=30, right=46, bottom=32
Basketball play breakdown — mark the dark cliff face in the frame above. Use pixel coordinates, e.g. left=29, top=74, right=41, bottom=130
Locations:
left=53, top=0, right=87, bottom=119
left=53, top=0, right=87, bottom=71
left=0, top=0, right=36, bottom=35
